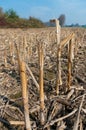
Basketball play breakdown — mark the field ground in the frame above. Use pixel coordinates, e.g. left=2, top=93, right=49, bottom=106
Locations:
left=0, top=27, right=86, bottom=130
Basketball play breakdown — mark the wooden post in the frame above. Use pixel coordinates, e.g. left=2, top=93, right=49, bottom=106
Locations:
left=19, top=60, right=31, bottom=130
left=68, top=39, right=72, bottom=90
left=38, top=43, right=45, bottom=125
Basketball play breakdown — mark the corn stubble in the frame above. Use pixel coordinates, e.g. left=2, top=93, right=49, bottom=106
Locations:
left=0, top=21, right=85, bottom=130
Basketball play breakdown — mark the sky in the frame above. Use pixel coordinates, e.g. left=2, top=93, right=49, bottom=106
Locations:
left=0, top=0, right=86, bottom=25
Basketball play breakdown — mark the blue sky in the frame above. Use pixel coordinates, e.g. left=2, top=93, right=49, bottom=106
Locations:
left=0, top=0, right=86, bottom=25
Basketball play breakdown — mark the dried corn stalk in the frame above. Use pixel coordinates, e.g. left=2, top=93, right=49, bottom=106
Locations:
left=9, top=41, right=15, bottom=65
left=56, top=45, right=62, bottom=94
left=55, top=19, right=62, bottom=94
left=55, top=19, right=61, bottom=45
left=19, top=60, right=31, bottom=130
left=15, top=42, right=31, bottom=130
left=23, top=36, right=27, bottom=61
left=4, top=48, right=7, bottom=67
left=38, top=42, right=45, bottom=125
left=68, top=39, right=72, bottom=90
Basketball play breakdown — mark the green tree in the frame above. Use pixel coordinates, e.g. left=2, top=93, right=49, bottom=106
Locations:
left=5, top=9, right=19, bottom=19
left=4, top=9, right=19, bottom=27
left=0, top=7, right=45, bottom=28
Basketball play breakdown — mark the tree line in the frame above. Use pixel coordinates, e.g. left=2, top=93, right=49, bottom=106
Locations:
left=0, top=7, right=45, bottom=28
left=0, top=7, right=66, bottom=28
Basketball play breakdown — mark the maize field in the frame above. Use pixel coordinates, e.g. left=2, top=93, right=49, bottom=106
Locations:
left=0, top=23, right=86, bottom=130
